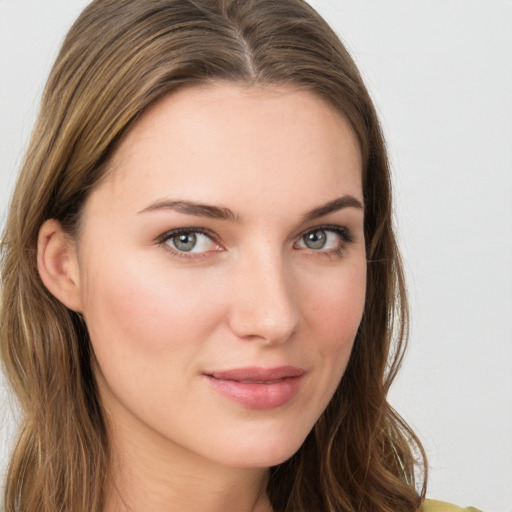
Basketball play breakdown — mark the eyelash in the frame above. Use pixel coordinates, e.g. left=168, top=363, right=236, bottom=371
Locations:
left=157, top=225, right=355, bottom=261
left=157, top=227, right=220, bottom=261
left=295, top=225, right=355, bottom=259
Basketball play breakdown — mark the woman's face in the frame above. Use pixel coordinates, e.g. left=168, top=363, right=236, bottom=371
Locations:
left=74, top=83, right=366, bottom=468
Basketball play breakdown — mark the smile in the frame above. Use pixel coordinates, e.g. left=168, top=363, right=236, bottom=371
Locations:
left=204, top=366, right=305, bottom=410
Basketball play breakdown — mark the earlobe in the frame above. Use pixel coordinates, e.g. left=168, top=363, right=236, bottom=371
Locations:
left=37, top=219, right=83, bottom=312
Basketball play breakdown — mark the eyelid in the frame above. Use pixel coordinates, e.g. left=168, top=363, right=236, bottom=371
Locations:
left=293, top=224, right=355, bottom=255
left=297, top=224, right=354, bottom=242
left=156, top=227, right=226, bottom=262
left=156, top=226, right=222, bottom=246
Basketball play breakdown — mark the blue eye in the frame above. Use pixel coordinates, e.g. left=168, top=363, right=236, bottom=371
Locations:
left=171, top=232, right=197, bottom=252
left=296, top=227, right=352, bottom=252
left=302, top=230, right=328, bottom=250
left=164, top=230, right=219, bottom=253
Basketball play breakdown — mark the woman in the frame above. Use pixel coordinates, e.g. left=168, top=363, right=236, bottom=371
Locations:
left=0, top=1, right=479, bottom=511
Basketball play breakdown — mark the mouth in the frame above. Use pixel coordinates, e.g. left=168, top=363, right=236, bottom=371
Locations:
left=203, top=366, right=305, bottom=410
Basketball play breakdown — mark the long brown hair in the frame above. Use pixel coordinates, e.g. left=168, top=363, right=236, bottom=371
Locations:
left=1, top=1, right=427, bottom=510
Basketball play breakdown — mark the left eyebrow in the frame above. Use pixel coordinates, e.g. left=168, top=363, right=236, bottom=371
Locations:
left=302, top=195, right=364, bottom=221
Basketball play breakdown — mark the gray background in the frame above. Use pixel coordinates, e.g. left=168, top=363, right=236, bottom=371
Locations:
left=1, top=1, right=511, bottom=510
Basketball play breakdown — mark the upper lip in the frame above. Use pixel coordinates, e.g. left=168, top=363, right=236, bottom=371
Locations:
left=206, top=366, right=305, bottom=383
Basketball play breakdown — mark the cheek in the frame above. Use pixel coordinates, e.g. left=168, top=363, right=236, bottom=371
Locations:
left=299, top=259, right=366, bottom=401
left=80, top=256, right=232, bottom=433
left=304, top=262, right=366, bottom=352
left=81, top=255, right=227, bottom=370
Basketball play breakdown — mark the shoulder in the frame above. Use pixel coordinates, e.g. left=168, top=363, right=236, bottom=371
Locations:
left=420, top=499, right=483, bottom=512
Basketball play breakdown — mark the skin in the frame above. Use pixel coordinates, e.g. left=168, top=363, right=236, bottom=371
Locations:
left=38, top=83, right=366, bottom=512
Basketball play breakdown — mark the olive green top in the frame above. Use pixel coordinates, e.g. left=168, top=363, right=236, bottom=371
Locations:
left=421, top=499, right=483, bottom=512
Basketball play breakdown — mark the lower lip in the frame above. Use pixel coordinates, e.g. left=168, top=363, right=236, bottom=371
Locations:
left=205, top=375, right=304, bottom=409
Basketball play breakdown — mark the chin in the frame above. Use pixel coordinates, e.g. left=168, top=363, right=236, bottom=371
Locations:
left=206, top=427, right=310, bottom=469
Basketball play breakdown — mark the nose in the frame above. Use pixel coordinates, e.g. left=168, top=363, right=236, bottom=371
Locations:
left=227, top=250, right=301, bottom=345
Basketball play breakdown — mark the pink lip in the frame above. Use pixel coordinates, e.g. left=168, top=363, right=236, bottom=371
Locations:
left=204, top=366, right=305, bottom=410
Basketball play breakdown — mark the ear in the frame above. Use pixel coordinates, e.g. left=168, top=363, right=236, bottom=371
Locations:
left=37, top=219, right=83, bottom=312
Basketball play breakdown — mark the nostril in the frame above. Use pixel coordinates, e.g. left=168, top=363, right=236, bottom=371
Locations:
left=228, top=303, right=300, bottom=345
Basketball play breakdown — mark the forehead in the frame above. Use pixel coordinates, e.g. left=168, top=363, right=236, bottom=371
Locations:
left=86, top=82, right=363, bottom=219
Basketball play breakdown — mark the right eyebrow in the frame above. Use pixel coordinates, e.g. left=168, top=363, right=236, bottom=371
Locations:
left=138, top=199, right=242, bottom=223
